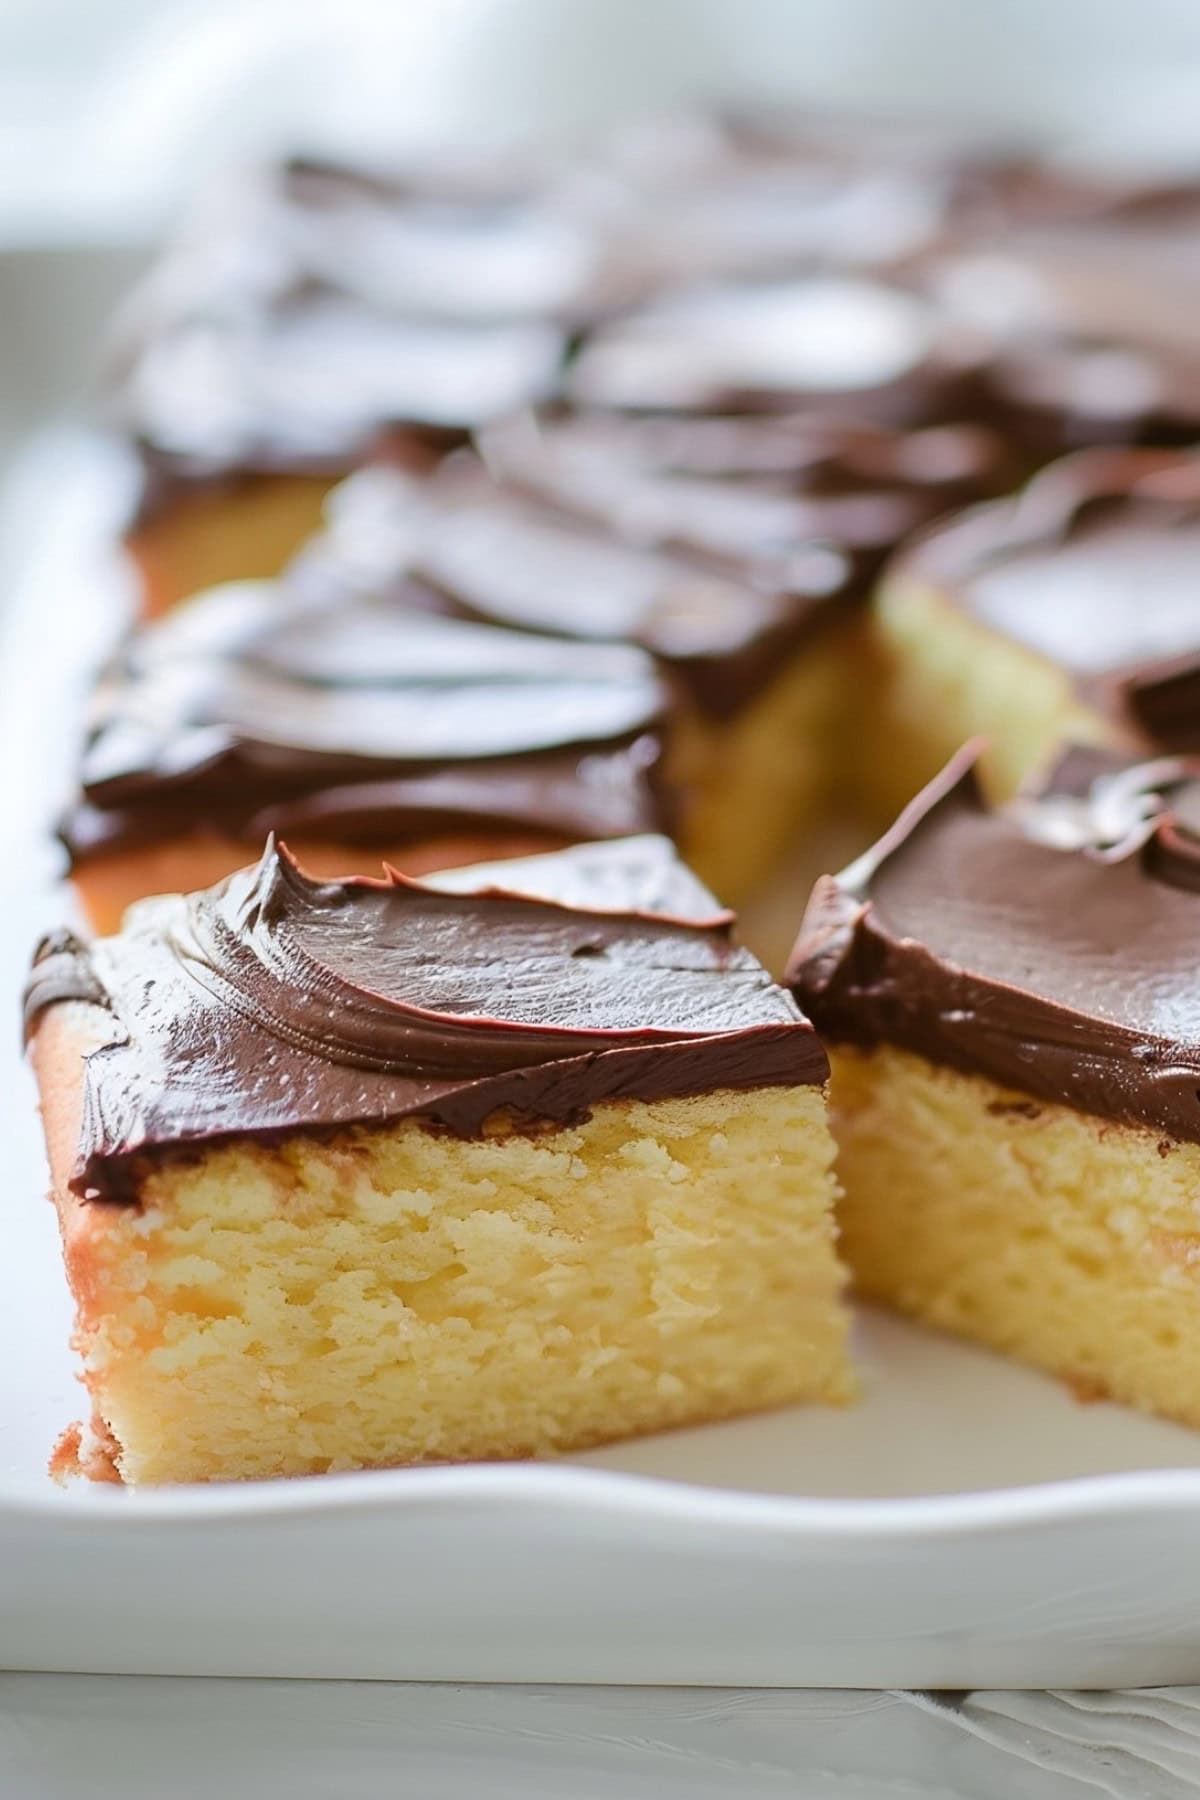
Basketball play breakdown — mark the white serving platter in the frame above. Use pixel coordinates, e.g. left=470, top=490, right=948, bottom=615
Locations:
left=7, top=433, right=1200, bottom=1688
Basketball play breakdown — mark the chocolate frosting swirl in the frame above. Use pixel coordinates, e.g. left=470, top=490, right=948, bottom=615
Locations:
left=311, top=413, right=1006, bottom=719
left=273, top=154, right=617, bottom=322
left=61, top=578, right=669, bottom=862
left=27, top=836, right=826, bottom=1201
left=788, top=744, right=1200, bottom=1142
left=890, top=446, right=1200, bottom=749
left=585, top=113, right=953, bottom=290
left=309, top=469, right=819, bottom=721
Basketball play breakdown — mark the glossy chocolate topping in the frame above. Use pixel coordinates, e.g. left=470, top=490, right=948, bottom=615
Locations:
left=27, top=836, right=826, bottom=1200
left=119, top=303, right=565, bottom=495
left=111, top=114, right=1153, bottom=502
left=273, top=154, right=616, bottom=322
left=566, top=275, right=978, bottom=425
left=313, top=410, right=1005, bottom=720
left=591, top=108, right=1108, bottom=288
left=587, top=117, right=945, bottom=288
left=477, top=410, right=1009, bottom=586
left=312, top=459, right=830, bottom=719
left=108, top=150, right=628, bottom=496
left=892, top=447, right=1200, bottom=748
left=927, top=193, right=1200, bottom=451
left=789, top=744, right=1200, bottom=1142
left=61, top=578, right=669, bottom=862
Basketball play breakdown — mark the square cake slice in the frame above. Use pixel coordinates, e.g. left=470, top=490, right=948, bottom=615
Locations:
left=789, top=744, right=1200, bottom=1427
left=313, top=404, right=1005, bottom=905
left=61, top=576, right=671, bottom=936
left=871, top=447, right=1200, bottom=818
left=26, top=835, right=850, bottom=1485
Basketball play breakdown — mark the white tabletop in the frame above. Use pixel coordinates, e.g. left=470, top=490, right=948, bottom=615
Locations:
left=3, top=1679, right=1200, bottom=1799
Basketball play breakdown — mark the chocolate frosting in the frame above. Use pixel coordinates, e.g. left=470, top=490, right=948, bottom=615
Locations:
left=305, top=464, right=816, bottom=723
left=310, top=460, right=832, bottom=719
left=589, top=108, right=1110, bottom=290
left=27, top=836, right=826, bottom=1201
left=586, top=116, right=946, bottom=289
left=273, top=154, right=616, bottom=323
left=926, top=193, right=1200, bottom=452
left=108, top=150, right=629, bottom=499
left=61, top=578, right=669, bottom=862
left=476, top=410, right=1009, bottom=588
left=891, top=446, right=1200, bottom=749
left=565, top=275, right=979, bottom=425
left=310, top=412, right=1005, bottom=719
left=119, top=304, right=565, bottom=498
left=110, top=117, right=1161, bottom=503
left=789, top=744, right=1200, bottom=1143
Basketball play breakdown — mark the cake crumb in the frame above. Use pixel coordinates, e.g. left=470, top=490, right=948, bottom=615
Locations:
left=48, top=1422, right=83, bottom=1486
left=986, top=1098, right=1043, bottom=1121
left=1065, top=1373, right=1110, bottom=1406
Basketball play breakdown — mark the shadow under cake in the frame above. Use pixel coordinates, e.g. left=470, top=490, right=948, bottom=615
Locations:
left=315, top=407, right=1009, bottom=900
left=789, top=744, right=1200, bottom=1430
left=26, top=835, right=850, bottom=1485
left=870, top=445, right=1200, bottom=819
left=61, top=575, right=671, bottom=934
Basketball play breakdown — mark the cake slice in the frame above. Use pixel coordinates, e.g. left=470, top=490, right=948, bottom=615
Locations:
left=119, top=311, right=563, bottom=617
left=789, top=743, right=1200, bottom=1427
left=110, top=152, right=594, bottom=612
left=27, top=835, right=851, bottom=1485
left=872, top=446, right=1200, bottom=818
left=311, top=408, right=1006, bottom=900
left=61, top=576, right=671, bottom=934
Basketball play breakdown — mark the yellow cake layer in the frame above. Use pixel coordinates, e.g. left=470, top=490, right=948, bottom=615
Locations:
left=125, top=473, right=334, bottom=615
left=65, top=1086, right=850, bottom=1484
left=682, top=619, right=867, bottom=904
left=869, top=575, right=1118, bottom=818
left=828, top=1041, right=1200, bottom=1428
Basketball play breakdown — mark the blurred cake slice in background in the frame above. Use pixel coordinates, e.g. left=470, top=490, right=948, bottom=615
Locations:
left=871, top=445, right=1200, bottom=817
left=106, top=150, right=597, bottom=612
left=306, top=405, right=1008, bottom=899
left=61, top=571, right=672, bottom=933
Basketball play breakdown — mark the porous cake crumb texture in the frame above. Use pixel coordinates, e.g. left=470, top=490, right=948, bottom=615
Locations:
left=70, top=1088, right=850, bottom=1484
left=829, top=1042, right=1200, bottom=1426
